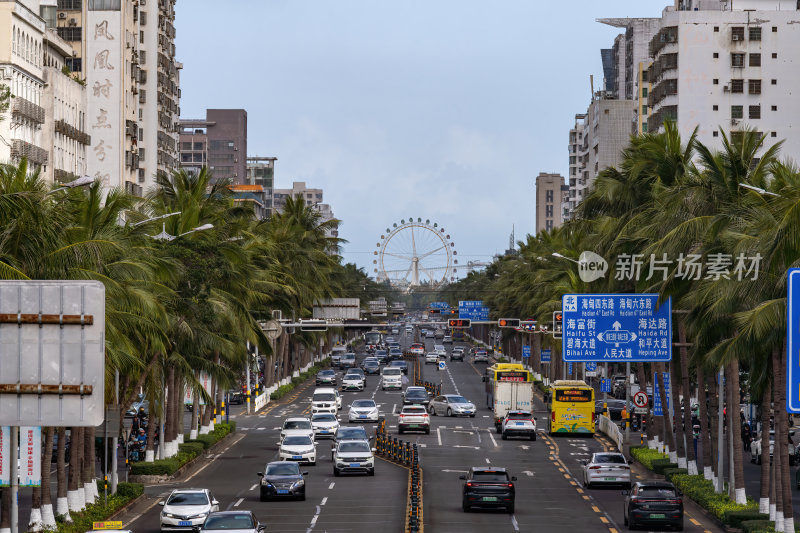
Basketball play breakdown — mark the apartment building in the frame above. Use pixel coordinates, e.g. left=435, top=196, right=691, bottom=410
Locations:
left=246, top=156, right=276, bottom=217
left=647, top=1, right=800, bottom=156
left=273, top=181, right=323, bottom=213
left=178, top=109, right=247, bottom=184
left=534, top=172, right=567, bottom=233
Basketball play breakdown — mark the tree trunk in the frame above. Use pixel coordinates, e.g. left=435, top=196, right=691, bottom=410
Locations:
left=709, top=373, right=720, bottom=488
left=40, top=427, right=56, bottom=528
left=727, top=360, right=746, bottom=503
left=83, top=422, right=96, bottom=504
left=175, top=370, right=185, bottom=446
left=145, top=413, right=157, bottom=462
left=67, top=427, right=85, bottom=512
left=655, top=363, right=675, bottom=454
left=773, top=347, right=784, bottom=531
left=779, top=341, right=794, bottom=532
left=1, top=487, right=10, bottom=531
left=759, top=379, right=772, bottom=514
left=29, top=451, right=42, bottom=531
left=678, top=320, right=697, bottom=474
left=636, top=363, right=652, bottom=445
left=164, top=366, right=175, bottom=457
left=56, top=427, right=70, bottom=520
left=698, top=365, right=712, bottom=479
left=190, top=379, right=200, bottom=440
left=671, top=361, right=686, bottom=467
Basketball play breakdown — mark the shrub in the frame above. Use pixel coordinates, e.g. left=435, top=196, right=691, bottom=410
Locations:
left=670, top=473, right=758, bottom=522
left=724, top=510, right=770, bottom=529
left=179, top=441, right=205, bottom=456
left=188, top=434, right=216, bottom=449
left=662, top=467, right=688, bottom=482
left=629, top=446, right=668, bottom=470
left=116, top=482, right=145, bottom=499
left=54, top=490, right=141, bottom=533
left=651, top=458, right=678, bottom=475
left=741, top=520, right=775, bottom=533
left=270, top=384, right=294, bottom=400
left=129, top=457, right=182, bottom=476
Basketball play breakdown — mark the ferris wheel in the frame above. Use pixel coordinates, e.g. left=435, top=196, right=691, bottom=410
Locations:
left=374, top=218, right=458, bottom=288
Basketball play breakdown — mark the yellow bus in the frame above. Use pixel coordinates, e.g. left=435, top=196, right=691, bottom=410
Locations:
left=548, top=380, right=595, bottom=435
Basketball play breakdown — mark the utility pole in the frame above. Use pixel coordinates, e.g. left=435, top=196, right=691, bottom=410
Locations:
left=625, top=362, right=631, bottom=447
left=246, top=341, right=251, bottom=415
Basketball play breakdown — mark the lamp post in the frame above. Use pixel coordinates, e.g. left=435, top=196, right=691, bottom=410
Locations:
left=151, top=223, right=214, bottom=241
left=131, top=211, right=182, bottom=228
left=738, top=183, right=780, bottom=197
left=47, top=175, right=96, bottom=195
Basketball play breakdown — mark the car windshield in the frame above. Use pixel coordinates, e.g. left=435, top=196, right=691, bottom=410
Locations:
left=507, top=412, right=531, bottom=419
left=283, top=436, right=312, bottom=446
left=312, top=413, right=337, bottom=422
left=344, top=373, right=361, bottom=380
left=319, top=370, right=334, bottom=376
left=339, top=441, right=370, bottom=453
left=403, top=407, right=426, bottom=414
left=202, top=514, right=255, bottom=530
left=594, top=454, right=626, bottom=464
left=406, top=391, right=427, bottom=398
left=284, top=421, right=311, bottom=430
left=365, top=361, right=379, bottom=367
left=383, top=369, right=401, bottom=376
left=471, top=471, right=509, bottom=482
left=313, top=393, right=335, bottom=401
left=638, top=487, right=677, bottom=498
left=391, top=362, right=406, bottom=366
left=265, top=463, right=300, bottom=476
left=448, top=396, right=468, bottom=404
left=337, top=428, right=367, bottom=439
left=352, top=400, right=375, bottom=408
left=167, top=492, right=208, bottom=505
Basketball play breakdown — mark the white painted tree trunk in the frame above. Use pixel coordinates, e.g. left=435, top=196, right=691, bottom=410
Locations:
left=83, top=481, right=95, bottom=505
left=41, top=503, right=56, bottom=529
left=67, top=488, right=84, bottom=512
left=759, top=497, right=769, bottom=515
left=178, top=434, right=184, bottom=444
left=190, top=428, right=198, bottom=439
left=0, top=527, right=11, bottom=533
left=734, top=487, right=746, bottom=505
left=145, top=449, right=155, bottom=462
left=687, top=460, right=698, bottom=475
left=776, top=511, right=784, bottom=532
left=56, top=496, right=70, bottom=520
left=770, top=502, right=776, bottom=521
left=677, top=456, right=687, bottom=469
left=703, top=465, right=713, bottom=481
left=668, top=450, right=677, bottom=463
left=28, top=508, right=42, bottom=532
left=209, top=420, right=215, bottom=432
left=784, top=517, right=794, bottom=533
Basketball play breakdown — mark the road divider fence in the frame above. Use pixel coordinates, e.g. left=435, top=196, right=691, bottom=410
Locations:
left=374, top=416, right=423, bottom=532
left=597, top=414, right=624, bottom=451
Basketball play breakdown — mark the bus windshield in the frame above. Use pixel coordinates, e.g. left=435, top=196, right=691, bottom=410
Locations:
left=365, top=332, right=381, bottom=344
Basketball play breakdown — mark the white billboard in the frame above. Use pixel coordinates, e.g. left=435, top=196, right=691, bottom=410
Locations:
left=313, top=298, right=360, bottom=320
left=0, top=426, right=9, bottom=487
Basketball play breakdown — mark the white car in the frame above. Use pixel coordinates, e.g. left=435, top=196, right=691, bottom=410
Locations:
left=398, top=405, right=430, bottom=434
left=442, top=335, right=453, bottom=343
left=348, top=399, right=379, bottom=422
left=425, top=352, right=440, bottom=365
left=311, top=387, right=341, bottom=414
left=381, top=367, right=403, bottom=390
left=434, top=344, right=446, bottom=355
left=409, top=343, right=425, bottom=356
left=501, top=410, right=537, bottom=440
left=279, top=417, right=314, bottom=442
left=581, top=452, right=631, bottom=488
left=159, top=488, right=219, bottom=531
left=279, top=434, right=317, bottom=465
left=341, top=372, right=365, bottom=391
left=311, top=413, right=340, bottom=439
left=333, top=439, right=376, bottom=476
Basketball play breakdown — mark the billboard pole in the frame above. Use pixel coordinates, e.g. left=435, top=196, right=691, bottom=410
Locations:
left=11, top=425, right=18, bottom=533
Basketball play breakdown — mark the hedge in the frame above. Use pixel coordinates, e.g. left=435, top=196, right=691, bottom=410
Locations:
left=629, top=446, right=668, bottom=470
left=724, top=510, right=770, bottom=529
left=670, top=473, right=758, bottom=523
left=742, top=520, right=776, bottom=533
left=55, top=482, right=143, bottom=533
left=270, top=361, right=328, bottom=400
left=130, top=422, right=236, bottom=476
left=663, top=467, right=688, bottom=483
left=651, top=458, right=678, bottom=475
left=534, top=381, right=550, bottom=396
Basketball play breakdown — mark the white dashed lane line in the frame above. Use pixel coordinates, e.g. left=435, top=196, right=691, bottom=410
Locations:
left=249, top=484, right=257, bottom=491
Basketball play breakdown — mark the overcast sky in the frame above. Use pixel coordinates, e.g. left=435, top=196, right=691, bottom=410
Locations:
left=175, top=1, right=667, bottom=279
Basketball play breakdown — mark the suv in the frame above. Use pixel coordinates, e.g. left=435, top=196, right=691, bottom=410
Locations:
left=339, top=353, right=357, bottom=370
left=443, top=335, right=453, bottom=343
left=450, top=348, right=465, bottom=361
left=501, top=411, right=537, bottom=441
left=473, top=350, right=489, bottom=363
left=460, top=467, right=516, bottom=513
left=381, top=367, right=403, bottom=391
left=332, top=440, right=376, bottom=476
left=623, top=481, right=683, bottom=530
left=311, top=388, right=341, bottom=415
left=159, top=488, right=219, bottom=531
left=398, top=405, right=430, bottom=434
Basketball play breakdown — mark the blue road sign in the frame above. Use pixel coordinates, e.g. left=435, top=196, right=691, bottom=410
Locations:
left=585, top=362, right=597, bottom=372
left=788, top=269, right=800, bottom=412
left=600, top=378, right=612, bottom=393
left=653, top=372, right=670, bottom=416
left=459, top=300, right=490, bottom=321
left=522, top=346, right=531, bottom=359
left=568, top=362, right=573, bottom=375
left=541, top=349, right=551, bottom=363
left=561, top=294, right=672, bottom=362
left=438, top=361, right=446, bottom=371
left=430, top=302, right=450, bottom=310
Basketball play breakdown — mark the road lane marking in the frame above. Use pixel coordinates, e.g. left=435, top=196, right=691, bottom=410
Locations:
left=321, top=497, right=327, bottom=506
left=485, top=458, right=491, bottom=464
left=690, top=518, right=701, bottom=526
left=328, top=482, right=335, bottom=489
left=592, top=505, right=601, bottom=513
left=583, top=495, right=590, bottom=500
left=437, top=427, right=442, bottom=446
left=234, top=498, right=243, bottom=507
left=599, top=517, right=609, bottom=524
left=249, top=484, right=257, bottom=491
left=488, top=431, right=498, bottom=447
left=511, top=515, right=519, bottom=531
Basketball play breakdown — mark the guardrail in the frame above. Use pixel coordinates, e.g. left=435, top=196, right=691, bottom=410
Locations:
left=253, top=391, right=268, bottom=411
left=374, top=416, right=422, bottom=532
left=597, top=414, right=624, bottom=451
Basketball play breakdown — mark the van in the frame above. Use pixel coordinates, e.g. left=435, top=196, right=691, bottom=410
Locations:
left=312, top=387, right=341, bottom=414
left=330, top=346, right=347, bottom=368
left=381, top=367, right=403, bottom=391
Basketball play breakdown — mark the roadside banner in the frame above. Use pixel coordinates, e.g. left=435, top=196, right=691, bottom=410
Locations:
left=20, top=426, right=41, bottom=487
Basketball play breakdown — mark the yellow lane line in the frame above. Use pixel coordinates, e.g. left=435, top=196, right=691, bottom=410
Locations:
left=592, top=505, right=601, bottom=513
left=690, top=518, right=701, bottom=526
left=599, top=517, right=609, bottom=524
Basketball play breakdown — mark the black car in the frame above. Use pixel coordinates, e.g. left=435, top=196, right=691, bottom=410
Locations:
left=403, top=388, right=429, bottom=405
left=623, top=481, right=683, bottom=531
left=390, top=360, right=408, bottom=375
left=388, top=348, right=403, bottom=361
left=316, top=369, right=337, bottom=386
left=227, top=389, right=244, bottom=405
left=199, top=511, right=265, bottom=533
left=363, top=360, right=381, bottom=375
left=258, top=461, right=308, bottom=501
left=460, top=467, right=516, bottom=513
left=374, top=350, right=389, bottom=364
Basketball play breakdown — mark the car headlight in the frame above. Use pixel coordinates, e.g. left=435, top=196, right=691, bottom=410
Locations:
left=291, top=480, right=305, bottom=489
left=188, top=512, right=208, bottom=520
left=261, top=480, right=272, bottom=486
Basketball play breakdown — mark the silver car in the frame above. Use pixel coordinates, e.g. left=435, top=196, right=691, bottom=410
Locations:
left=159, top=488, right=219, bottom=531
left=348, top=399, right=379, bottom=423
left=428, top=394, right=476, bottom=417
left=581, top=452, right=631, bottom=488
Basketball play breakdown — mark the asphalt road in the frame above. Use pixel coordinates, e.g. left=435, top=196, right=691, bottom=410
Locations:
left=108, top=330, right=726, bottom=533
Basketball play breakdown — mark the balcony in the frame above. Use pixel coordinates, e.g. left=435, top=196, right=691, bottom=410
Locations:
left=55, top=120, right=91, bottom=145
left=10, top=140, right=48, bottom=166
left=12, top=98, right=45, bottom=125
left=648, top=78, right=678, bottom=108
left=649, top=26, right=678, bottom=57
left=647, top=105, right=678, bottom=133
left=125, top=180, right=143, bottom=198
left=649, top=53, right=678, bottom=85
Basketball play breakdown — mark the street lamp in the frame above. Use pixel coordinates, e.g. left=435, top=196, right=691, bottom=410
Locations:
left=131, top=211, right=182, bottom=228
left=551, top=252, right=583, bottom=265
left=47, top=175, right=95, bottom=195
left=738, top=182, right=780, bottom=197
left=151, top=223, right=214, bottom=241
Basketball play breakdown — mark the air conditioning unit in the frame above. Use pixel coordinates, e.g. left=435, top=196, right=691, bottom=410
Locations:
left=68, top=18, right=77, bottom=26
left=732, top=35, right=741, bottom=41
left=723, top=85, right=730, bottom=92
left=731, top=119, right=740, bottom=125
left=58, top=12, right=67, bottom=19
left=140, top=0, right=146, bottom=4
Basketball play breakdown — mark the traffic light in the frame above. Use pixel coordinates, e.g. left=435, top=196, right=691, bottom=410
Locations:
left=448, top=318, right=471, bottom=328
left=497, top=318, right=521, bottom=328
left=552, top=311, right=563, bottom=339
left=521, top=320, right=537, bottom=331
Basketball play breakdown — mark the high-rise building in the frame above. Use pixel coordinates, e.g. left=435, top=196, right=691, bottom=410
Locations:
left=178, top=109, right=247, bottom=184
left=246, top=156, right=276, bottom=217
left=137, top=0, right=180, bottom=190
left=534, top=172, right=566, bottom=233
left=647, top=1, right=800, bottom=158
left=273, top=181, right=323, bottom=213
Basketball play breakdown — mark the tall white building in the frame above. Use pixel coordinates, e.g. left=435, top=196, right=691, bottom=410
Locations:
left=647, top=1, right=800, bottom=158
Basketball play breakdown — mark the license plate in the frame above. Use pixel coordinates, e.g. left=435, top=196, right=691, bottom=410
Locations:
left=178, top=521, right=192, bottom=526
left=292, top=455, right=302, bottom=459
left=515, top=422, right=524, bottom=426
left=604, top=477, right=616, bottom=481
left=319, top=430, right=329, bottom=433
left=408, top=424, right=419, bottom=428
left=349, top=462, right=360, bottom=468
left=359, top=415, right=367, bottom=419
left=277, top=489, right=289, bottom=494
left=649, top=514, right=666, bottom=519
left=482, top=496, right=498, bottom=502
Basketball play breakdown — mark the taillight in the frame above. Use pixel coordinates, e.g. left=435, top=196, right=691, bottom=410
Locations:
left=592, top=412, right=596, bottom=423
left=552, top=412, right=556, bottom=422
left=589, top=466, right=602, bottom=470
left=466, top=482, right=473, bottom=487
left=507, top=483, right=514, bottom=488
left=630, top=498, right=642, bottom=504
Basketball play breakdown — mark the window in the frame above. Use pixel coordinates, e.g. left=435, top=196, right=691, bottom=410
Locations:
left=771, top=131, right=777, bottom=137
left=731, top=53, right=745, bottom=67
left=771, top=79, right=777, bottom=85
left=772, top=53, right=778, bottom=59
left=731, top=105, right=743, bottom=119
left=545, top=205, right=554, bottom=217
left=731, top=79, right=744, bottom=93
left=56, top=27, right=82, bottom=42
left=641, top=88, right=648, bottom=97
left=748, top=79, right=761, bottom=94
left=749, top=27, right=762, bottom=41
left=193, top=142, right=203, bottom=150
left=545, top=220, right=553, bottom=231
left=546, top=190, right=554, bottom=202
left=57, top=0, right=82, bottom=8
left=88, top=0, right=121, bottom=9
left=772, top=26, right=777, bottom=32
left=713, top=131, right=719, bottom=137
left=731, top=27, right=745, bottom=41
left=181, top=153, right=192, bottom=163
left=139, top=11, right=146, bottom=25
left=772, top=105, right=777, bottom=111
left=192, top=153, right=203, bottom=163
left=749, top=53, right=761, bottom=67
left=713, top=105, right=718, bottom=111
left=713, top=79, right=719, bottom=85
left=641, top=105, right=648, bottom=115
left=714, top=26, right=719, bottom=32
left=713, top=52, right=719, bottom=58
left=749, top=105, right=761, bottom=119
left=140, top=31, right=144, bottom=44
left=642, top=123, right=648, bottom=133
left=181, top=142, right=192, bottom=151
